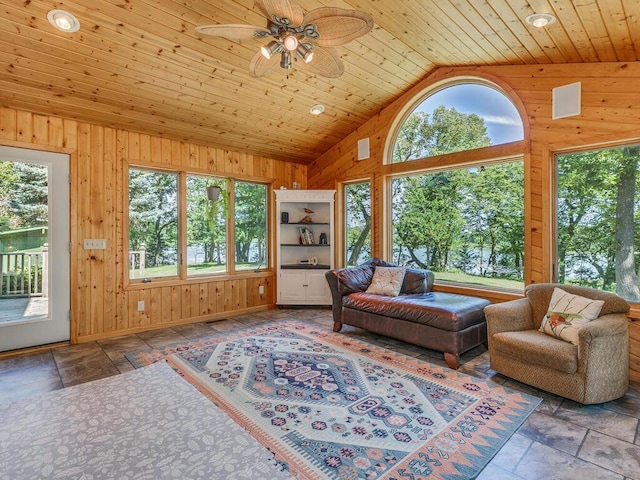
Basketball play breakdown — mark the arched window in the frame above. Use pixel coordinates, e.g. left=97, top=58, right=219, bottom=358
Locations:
left=387, top=80, right=526, bottom=291
left=390, top=82, right=523, bottom=163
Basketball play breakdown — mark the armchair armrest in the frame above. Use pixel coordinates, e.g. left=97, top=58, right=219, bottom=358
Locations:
left=576, top=314, right=629, bottom=398
left=579, top=314, right=629, bottom=343
left=484, top=298, right=534, bottom=338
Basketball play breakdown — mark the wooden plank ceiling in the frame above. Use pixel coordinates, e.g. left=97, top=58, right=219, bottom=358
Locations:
left=0, top=1, right=638, bottom=164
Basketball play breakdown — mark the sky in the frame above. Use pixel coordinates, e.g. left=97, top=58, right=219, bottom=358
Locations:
left=415, top=84, right=524, bottom=145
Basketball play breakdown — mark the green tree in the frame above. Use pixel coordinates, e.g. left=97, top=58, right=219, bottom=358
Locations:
left=392, top=105, right=491, bottom=162
left=0, top=161, right=17, bottom=230
left=186, top=176, right=228, bottom=267
left=7, top=162, right=48, bottom=228
left=345, top=182, right=371, bottom=266
left=556, top=150, right=619, bottom=290
left=391, top=105, right=493, bottom=270
left=457, top=163, right=524, bottom=278
left=234, top=182, right=266, bottom=266
left=556, top=145, right=640, bottom=302
left=128, top=169, right=178, bottom=269
left=394, top=173, right=463, bottom=269
left=614, top=146, right=639, bottom=301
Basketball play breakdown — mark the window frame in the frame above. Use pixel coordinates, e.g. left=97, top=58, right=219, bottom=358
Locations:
left=383, top=77, right=525, bottom=165
left=386, top=157, right=525, bottom=292
left=381, top=77, right=527, bottom=294
left=127, top=166, right=181, bottom=282
left=552, top=140, right=640, bottom=305
left=342, top=179, right=373, bottom=267
left=233, top=180, right=269, bottom=272
left=125, top=161, right=271, bottom=287
left=185, top=173, right=229, bottom=278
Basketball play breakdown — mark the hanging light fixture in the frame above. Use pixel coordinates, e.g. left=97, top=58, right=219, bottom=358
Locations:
left=261, top=40, right=281, bottom=60
left=256, top=22, right=318, bottom=71
left=280, top=51, right=292, bottom=69
left=297, top=44, right=314, bottom=63
left=282, top=34, right=299, bottom=51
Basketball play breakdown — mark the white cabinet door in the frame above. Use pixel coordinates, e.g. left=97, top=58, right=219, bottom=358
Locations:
left=305, top=270, right=331, bottom=304
left=278, top=270, right=331, bottom=305
left=278, top=270, right=308, bottom=304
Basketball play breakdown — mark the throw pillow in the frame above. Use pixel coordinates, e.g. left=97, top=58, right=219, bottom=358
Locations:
left=365, top=266, right=406, bottom=297
left=539, top=287, right=605, bottom=345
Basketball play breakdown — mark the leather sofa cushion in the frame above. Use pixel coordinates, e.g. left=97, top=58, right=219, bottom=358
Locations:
left=343, top=291, right=490, bottom=332
left=401, top=268, right=434, bottom=294
left=333, top=265, right=374, bottom=295
left=492, top=330, right=578, bottom=374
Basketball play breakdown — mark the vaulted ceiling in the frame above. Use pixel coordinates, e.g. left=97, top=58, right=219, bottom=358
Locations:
left=1, top=1, right=638, bottom=164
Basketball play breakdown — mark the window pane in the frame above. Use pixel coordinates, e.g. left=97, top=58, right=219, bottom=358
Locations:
left=128, top=168, right=178, bottom=279
left=186, top=175, right=227, bottom=276
left=391, top=162, right=524, bottom=290
left=234, top=182, right=267, bottom=271
left=392, top=84, right=523, bottom=163
left=344, top=182, right=371, bottom=266
left=556, top=144, right=640, bottom=303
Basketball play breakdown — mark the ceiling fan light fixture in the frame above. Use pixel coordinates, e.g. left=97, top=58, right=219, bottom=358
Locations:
left=297, top=44, right=314, bottom=63
left=47, top=9, right=80, bottom=33
left=525, top=13, right=556, bottom=28
left=282, top=34, right=299, bottom=51
left=261, top=40, right=280, bottom=59
left=280, top=51, right=292, bottom=69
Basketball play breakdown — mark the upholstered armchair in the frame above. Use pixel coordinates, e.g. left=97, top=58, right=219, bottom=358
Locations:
left=484, top=283, right=630, bottom=404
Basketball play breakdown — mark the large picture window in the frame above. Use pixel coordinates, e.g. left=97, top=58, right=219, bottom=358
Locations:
left=128, top=168, right=179, bottom=279
left=128, top=166, right=268, bottom=281
left=391, top=161, right=524, bottom=290
left=344, top=181, right=371, bottom=267
left=556, top=143, right=640, bottom=303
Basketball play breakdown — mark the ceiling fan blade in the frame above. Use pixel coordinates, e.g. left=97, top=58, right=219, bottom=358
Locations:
left=303, top=8, right=373, bottom=47
left=257, top=0, right=304, bottom=27
left=195, top=24, right=269, bottom=40
left=298, top=46, right=344, bottom=78
left=249, top=51, right=280, bottom=78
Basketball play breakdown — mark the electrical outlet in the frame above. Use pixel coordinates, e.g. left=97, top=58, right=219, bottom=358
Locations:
left=137, top=300, right=145, bottom=312
left=83, top=239, right=106, bottom=250
left=259, top=285, right=265, bottom=295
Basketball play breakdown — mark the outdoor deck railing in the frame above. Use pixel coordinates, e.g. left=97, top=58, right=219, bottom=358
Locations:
left=129, top=243, right=146, bottom=279
left=0, top=246, right=48, bottom=298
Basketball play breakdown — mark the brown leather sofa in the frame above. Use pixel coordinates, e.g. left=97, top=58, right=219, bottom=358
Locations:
left=325, top=259, right=491, bottom=369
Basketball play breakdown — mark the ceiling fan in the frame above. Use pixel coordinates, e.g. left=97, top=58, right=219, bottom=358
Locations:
left=195, top=0, right=373, bottom=78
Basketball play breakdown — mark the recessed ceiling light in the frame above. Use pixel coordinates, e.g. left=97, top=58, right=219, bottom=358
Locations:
left=47, top=9, right=80, bottom=33
left=525, top=13, right=556, bottom=28
left=310, top=104, right=325, bottom=115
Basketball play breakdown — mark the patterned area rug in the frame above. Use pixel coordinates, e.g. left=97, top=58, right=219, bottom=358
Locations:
left=0, top=361, right=292, bottom=479
left=127, top=322, right=541, bottom=480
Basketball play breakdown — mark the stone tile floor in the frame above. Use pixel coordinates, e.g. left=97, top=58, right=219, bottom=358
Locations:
left=1, top=308, right=639, bottom=479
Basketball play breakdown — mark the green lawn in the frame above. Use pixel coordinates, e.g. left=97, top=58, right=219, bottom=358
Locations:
left=434, top=271, right=524, bottom=291
left=130, top=261, right=261, bottom=279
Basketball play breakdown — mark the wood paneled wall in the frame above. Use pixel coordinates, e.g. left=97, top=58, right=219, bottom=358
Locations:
left=0, top=107, right=306, bottom=343
left=308, top=62, right=640, bottom=382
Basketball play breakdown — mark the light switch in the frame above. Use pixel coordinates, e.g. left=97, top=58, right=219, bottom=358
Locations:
left=84, top=239, right=106, bottom=250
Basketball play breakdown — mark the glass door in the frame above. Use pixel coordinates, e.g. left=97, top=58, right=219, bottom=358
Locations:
left=0, top=146, right=70, bottom=351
